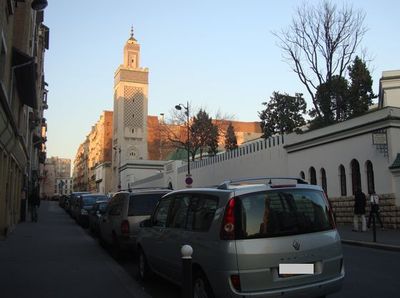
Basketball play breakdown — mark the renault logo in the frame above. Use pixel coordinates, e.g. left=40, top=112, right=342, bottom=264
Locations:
left=293, top=240, right=301, bottom=251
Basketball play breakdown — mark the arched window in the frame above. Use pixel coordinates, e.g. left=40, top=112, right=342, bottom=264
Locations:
left=366, top=160, right=375, bottom=194
left=300, top=171, right=305, bottom=180
left=309, top=167, right=317, bottom=185
left=351, top=159, right=361, bottom=194
left=339, top=165, right=347, bottom=196
left=321, top=168, right=327, bottom=194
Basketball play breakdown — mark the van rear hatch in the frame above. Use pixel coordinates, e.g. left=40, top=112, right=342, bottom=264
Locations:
left=233, top=188, right=342, bottom=293
left=127, top=192, right=168, bottom=236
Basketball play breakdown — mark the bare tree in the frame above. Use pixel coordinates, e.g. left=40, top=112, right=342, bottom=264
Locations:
left=160, top=108, right=219, bottom=161
left=273, top=0, right=367, bottom=118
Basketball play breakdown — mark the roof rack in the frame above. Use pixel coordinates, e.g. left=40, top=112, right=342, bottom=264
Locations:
left=119, top=186, right=173, bottom=192
left=217, top=177, right=308, bottom=190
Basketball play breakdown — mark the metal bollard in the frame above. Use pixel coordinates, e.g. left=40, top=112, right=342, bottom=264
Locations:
left=181, top=244, right=193, bottom=298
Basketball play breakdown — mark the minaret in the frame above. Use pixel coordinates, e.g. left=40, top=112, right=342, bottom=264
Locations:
left=112, top=27, right=149, bottom=190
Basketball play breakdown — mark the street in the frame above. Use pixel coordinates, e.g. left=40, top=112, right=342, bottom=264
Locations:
left=1, top=201, right=400, bottom=298
left=330, top=244, right=400, bottom=298
left=114, top=244, right=400, bottom=298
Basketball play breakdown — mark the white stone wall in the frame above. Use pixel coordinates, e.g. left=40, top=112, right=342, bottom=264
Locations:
left=286, top=132, right=391, bottom=197
left=176, top=137, right=287, bottom=189
left=132, top=107, right=400, bottom=207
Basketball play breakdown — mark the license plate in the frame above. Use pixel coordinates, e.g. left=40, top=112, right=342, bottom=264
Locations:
left=279, top=263, right=314, bottom=276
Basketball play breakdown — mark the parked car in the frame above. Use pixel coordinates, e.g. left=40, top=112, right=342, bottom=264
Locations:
left=59, top=195, right=71, bottom=208
left=137, top=177, right=344, bottom=298
left=65, top=191, right=90, bottom=215
left=88, top=200, right=110, bottom=236
left=98, top=188, right=171, bottom=255
left=76, top=193, right=109, bottom=227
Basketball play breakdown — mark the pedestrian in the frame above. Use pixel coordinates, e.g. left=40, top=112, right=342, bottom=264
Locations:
left=353, top=188, right=367, bottom=232
left=28, top=187, right=41, bottom=222
left=367, top=191, right=384, bottom=230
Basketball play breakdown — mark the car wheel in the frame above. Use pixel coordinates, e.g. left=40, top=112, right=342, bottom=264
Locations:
left=138, top=249, right=152, bottom=281
left=193, top=270, right=214, bottom=298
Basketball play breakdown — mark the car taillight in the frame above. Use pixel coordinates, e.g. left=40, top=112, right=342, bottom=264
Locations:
left=220, top=198, right=236, bottom=240
left=121, top=220, right=129, bottom=236
left=230, top=274, right=241, bottom=291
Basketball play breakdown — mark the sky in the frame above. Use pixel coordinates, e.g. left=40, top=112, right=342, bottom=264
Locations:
left=44, top=0, right=400, bottom=161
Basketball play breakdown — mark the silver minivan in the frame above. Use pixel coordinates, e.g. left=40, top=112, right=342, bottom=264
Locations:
left=98, top=189, right=171, bottom=255
left=137, top=178, right=344, bottom=298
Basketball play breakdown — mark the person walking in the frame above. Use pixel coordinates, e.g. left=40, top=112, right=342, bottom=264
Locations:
left=353, top=188, right=367, bottom=232
left=28, top=188, right=41, bottom=222
left=367, top=191, right=384, bottom=230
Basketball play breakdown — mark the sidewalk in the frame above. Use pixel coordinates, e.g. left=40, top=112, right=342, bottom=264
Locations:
left=337, top=224, right=400, bottom=251
left=0, top=201, right=149, bottom=298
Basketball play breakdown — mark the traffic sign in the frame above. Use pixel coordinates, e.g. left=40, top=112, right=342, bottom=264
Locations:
left=185, top=176, right=193, bottom=185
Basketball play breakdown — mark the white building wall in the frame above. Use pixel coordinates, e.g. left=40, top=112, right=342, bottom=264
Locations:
left=177, top=138, right=287, bottom=189
left=286, top=133, right=391, bottom=197
left=131, top=107, right=400, bottom=207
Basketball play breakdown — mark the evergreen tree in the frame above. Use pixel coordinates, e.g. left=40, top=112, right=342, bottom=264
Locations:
left=207, top=125, right=220, bottom=156
left=309, top=57, right=375, bottom=129
left=224, top=122, right=238, bottom=150
left=347, top=56, right=375, bottom=118
left=190, top=109, right=218, bottom=160
left=259, top=92, right=307, bottom=138
left=310, top=75, right=349, bottom=128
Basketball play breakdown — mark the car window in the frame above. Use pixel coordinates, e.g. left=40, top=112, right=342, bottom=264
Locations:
left=128, top=193, right=166, bottom=216
left=186, top=194, right=218, bottom=232
left=167, top=195, right=190, bottom=229
left=109, top=203, right=122, bottom=216
left=82, top=195, right=107, bottom=206
left=152, top=198, right=172, bottom=227
left=238, top=189, right=333, bottom=239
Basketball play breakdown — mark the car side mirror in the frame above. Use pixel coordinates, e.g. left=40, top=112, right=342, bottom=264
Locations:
left=140, top=219, right=152, bottom=228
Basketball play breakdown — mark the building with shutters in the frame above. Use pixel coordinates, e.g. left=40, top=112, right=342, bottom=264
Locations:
left=0, top=1, right=49, bottom=238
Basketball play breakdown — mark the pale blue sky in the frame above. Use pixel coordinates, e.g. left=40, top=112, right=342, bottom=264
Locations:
left=44, top=0, right=400, bottom=161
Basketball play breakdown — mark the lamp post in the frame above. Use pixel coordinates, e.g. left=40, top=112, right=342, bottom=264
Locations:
left=113, top=146, right=122, bottom=190
left=175, top=101, right=193, bottom=186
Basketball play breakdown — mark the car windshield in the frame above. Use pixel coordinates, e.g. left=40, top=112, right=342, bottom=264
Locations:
left=237, top=189, right=334, bottom=239
left=128, top=193, right=166, bottom=216
left=83, top=195, right=108, bottom=206
left=98, top=202, right=108, bottom=212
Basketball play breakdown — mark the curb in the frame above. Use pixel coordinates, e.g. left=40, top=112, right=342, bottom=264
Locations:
left=341, top=239, right=400, bottom=252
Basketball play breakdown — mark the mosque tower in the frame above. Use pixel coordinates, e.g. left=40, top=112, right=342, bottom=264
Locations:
left=112, top=27, right=149, bottom=190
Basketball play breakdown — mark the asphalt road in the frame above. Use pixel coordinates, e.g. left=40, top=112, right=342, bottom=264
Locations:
left=111, top=243, right=400, bottom=298
left=330, top=244, right=400, bottom=298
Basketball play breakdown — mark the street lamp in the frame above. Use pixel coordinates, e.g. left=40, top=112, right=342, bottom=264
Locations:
left=31, top=0, right=48, bottom=10
left=113, top=146, right=122, bottom=190
left=175, top=101, right=192, bottom=186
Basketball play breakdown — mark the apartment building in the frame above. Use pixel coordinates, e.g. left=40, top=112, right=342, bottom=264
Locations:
left=73, top=111, right=113, bottom=192
left=42, top=157, right=71, bottom=198
left=0, top=0, right=49, bottom=238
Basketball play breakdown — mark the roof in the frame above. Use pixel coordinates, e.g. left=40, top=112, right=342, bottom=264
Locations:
left=389, top=153, right=400, bottom=169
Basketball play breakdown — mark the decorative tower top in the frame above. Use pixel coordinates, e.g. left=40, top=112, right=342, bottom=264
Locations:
left=123, top=26, right=140, bottom=68
left=128, top=25, right=137, bottom=43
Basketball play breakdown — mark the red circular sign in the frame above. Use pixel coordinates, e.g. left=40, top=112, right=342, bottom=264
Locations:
left=185, top=176, right=193, bottom=185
